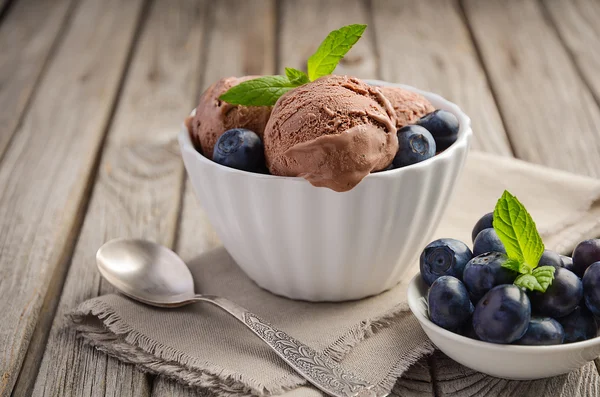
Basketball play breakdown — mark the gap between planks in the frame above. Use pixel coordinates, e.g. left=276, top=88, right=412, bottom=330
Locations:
left=0, top=0, right=13, bottom=23
left=0, top=0, right=77, bottom=165
left=29, top=0, right=206, bottom=396
left=0, top=0, right=149, bottom=396
left=150, top=0, right=276, bottom=395
left=10, top=0, right=153, bottom=395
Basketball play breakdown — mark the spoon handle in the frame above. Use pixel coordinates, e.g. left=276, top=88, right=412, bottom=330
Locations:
left=192, top=295, right=377, bottom=397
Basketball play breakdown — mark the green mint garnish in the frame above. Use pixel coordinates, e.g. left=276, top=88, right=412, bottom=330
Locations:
left=219, top=24, right=366, bottom=106
left=513, top=267, right=556, bottom=293
left=493, top=190, right=554, bottom=292
left=218, top=76, right=297, bottom=106
left=285, top=67, right=310, bottom=85
left=306, top=24, right=367, bottom=81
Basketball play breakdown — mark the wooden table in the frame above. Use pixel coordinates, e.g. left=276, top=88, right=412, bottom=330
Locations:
left=2, top=0, right=600, bottom=396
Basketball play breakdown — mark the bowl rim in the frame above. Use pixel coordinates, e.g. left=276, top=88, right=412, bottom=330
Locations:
left=179, top=80, right=473, bottom=182
left=407, top=273, right=600, bottom=352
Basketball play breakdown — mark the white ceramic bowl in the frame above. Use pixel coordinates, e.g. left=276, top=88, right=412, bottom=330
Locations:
left=408, top=274, right=600, bottom=379
left=179, top=80, right=472, bottom=301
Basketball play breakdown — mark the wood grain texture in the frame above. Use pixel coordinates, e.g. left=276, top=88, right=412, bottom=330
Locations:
left=150, top=0, right=276, bottom=395
left=463, top=0, right=600, bottom=176
left=0, top=0, right=145, bottom=395
left=201, top=0, right=275, bottom=82
left=29, top=0, right=206, bottom=396
left=432, top=352, right=600, bottom=397
left=391, top=357, right=434, bottom=397
left=279, top=0, right=377, bottom=78
left=152, top=380, right=216, bottom=397
left=543, top=0, right=600, bottom=103
left=0, top=0, right=75, bottom=159
left=371, top=0, right=511, bottom=155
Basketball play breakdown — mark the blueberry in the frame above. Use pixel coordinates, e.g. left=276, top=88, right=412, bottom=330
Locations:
left=427, top=276, right=473, bottom=331
left=375, top=162, right=394, bottom=172
left=462, top=252, right=517, bottom=302
left=393, top=125, right=436, bottom=168
left=538, top=250, right=563, bottom=269
left=557, top=306, right=598, bottom=343
left=473, top=285, right=531, bottom=344
left=472, top=212, right=493, bottom=243
left=515, top=317, right=564, bottom=345
left=472, top=228, right=506, bottom=256
left=420, top=239, right=473, bottom=286
left=560, top=255, right=574, bottom=272
left=529, top=267, right=582, bottom=318
left=583, top=262, right=600, bottom=317
left=212, top=128, right=265, bottom=172
left=572, top=239, right=600, bottom=277
left=416, top=110, right=460, bottom=151
left=459, top=316, right=480, bottom=340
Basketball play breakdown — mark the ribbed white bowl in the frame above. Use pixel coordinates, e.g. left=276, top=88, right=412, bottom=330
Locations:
left=179, top=80, right=472, bottom=301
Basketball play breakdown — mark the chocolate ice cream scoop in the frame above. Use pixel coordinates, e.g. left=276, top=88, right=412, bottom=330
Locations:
left=189, top=76, right=272, bottom=159
left=379, top=86, right=435, bottom=129
left=263, top=75, right=398, bottom=192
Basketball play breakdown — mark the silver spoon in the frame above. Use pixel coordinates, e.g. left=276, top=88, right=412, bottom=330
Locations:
left=96, top=238, right=377, bottom=397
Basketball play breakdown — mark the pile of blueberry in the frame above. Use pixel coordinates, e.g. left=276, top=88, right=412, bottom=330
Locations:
left=421, top=214, right=600, bottom=345
left=210, top=110, right=459, bottom=173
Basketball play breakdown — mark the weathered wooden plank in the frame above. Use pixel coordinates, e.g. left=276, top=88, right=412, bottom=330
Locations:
left=152, top=380, right=215, bottom=397
left=0, top=0, right=75, bottom=160
left=200, top=0, right=275, bottom=84
left=433, top=351, right=600, bottom=397
left=148, top=0, right=276, bottom=395
left=30, top=0, right=206, bottom=396
left=391, top=357, right=434, bottom=397
left=0, top=0, right=145, bottom=395
left=371, top=0, right=511, bottom=155
left=279, top=0, right=376, bottom=78
left=463, top=0, right=600, bottom=177
left=176, top=184, right=221, bottom=262
left=543, top=0, right=600, bottom=104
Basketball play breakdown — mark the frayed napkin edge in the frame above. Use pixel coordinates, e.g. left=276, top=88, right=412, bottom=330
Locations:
left=69, top=297, right=423, bottom=396
left=69, top=299, right=280, bottom=396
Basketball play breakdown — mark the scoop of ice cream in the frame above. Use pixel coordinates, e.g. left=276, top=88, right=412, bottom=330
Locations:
left=189, top=76, right=272, bottom=159
left=379, top=86, right=435, bottom=129
left=263, top=75, right=398, bottom=192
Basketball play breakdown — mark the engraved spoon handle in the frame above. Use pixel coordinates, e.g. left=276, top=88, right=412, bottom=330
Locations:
left=191, top=294, right=377, bottom=397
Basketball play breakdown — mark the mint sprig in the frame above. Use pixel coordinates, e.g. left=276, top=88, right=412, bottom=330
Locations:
left=307, top=24, right=367, bottom=81
left=219, top=24, right=366, bottom=106
left=514, top=267, right=556, bottom=293
left=493, top=190, right=555, bottom=292
left=285, top=67, right=309, bottom=85
left=218, top=76, right=297, bottom=106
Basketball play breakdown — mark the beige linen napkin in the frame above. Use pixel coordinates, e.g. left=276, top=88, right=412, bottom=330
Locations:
left=71, top=152, right=600, bottom=397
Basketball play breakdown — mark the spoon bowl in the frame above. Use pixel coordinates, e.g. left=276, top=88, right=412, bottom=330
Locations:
left=96, top=238, right=195, bottom=306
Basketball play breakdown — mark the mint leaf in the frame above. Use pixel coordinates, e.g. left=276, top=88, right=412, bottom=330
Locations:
left=514, top=266, right=556, bottom=292
left=532, top=266, right=556, bottom=292
left=285, top=67, right=309, bottom=85
left=307, top=24, right=367, bottom=81
left=514, top=274, right=543, bottom=292
left=501, top=258, right=522, bottom=273
left=493, top=190, right=545, bottom=271
left=219, top=76, right=296, bottom=106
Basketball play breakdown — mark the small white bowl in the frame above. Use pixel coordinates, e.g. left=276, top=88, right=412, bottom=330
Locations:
left=179, top=81, right=472, bottom=301
left=407, top=274, right=600, bottom=379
